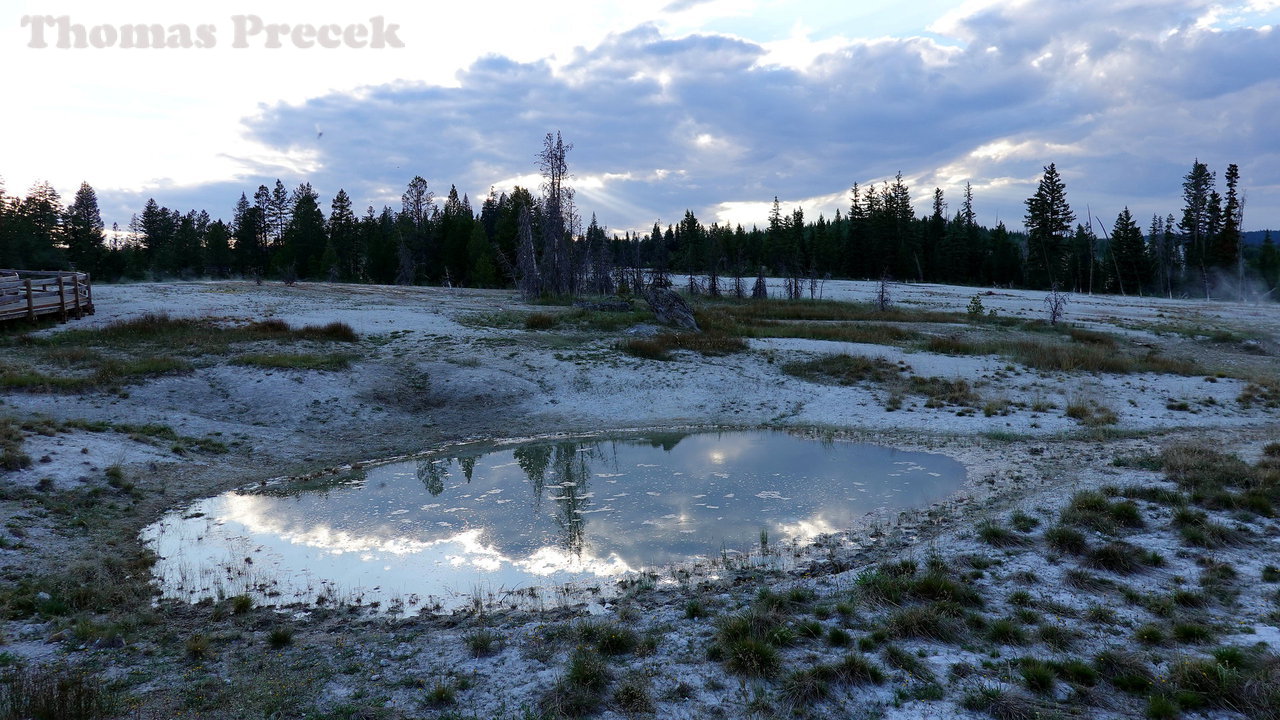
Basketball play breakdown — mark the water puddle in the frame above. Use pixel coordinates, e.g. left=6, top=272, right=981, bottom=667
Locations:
left=143, top=431, right=965, bottom=613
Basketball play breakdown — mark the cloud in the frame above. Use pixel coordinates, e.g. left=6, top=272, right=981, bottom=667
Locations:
left=662, top=0, right=716, bottom=12
left=102, top=0, right=1280, bottom=233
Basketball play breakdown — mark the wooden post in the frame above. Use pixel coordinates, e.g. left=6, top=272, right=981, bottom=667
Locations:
left=57, top=275, right=67, bottom=321
left=85, top=273, right=94, bottom=314
left=71, top=274, right=82, bottom=318
left=24, top=279, right=34, bottom=320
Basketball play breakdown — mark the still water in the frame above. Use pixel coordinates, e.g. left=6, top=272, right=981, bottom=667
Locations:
left=143, top=431, right=965, bottom=612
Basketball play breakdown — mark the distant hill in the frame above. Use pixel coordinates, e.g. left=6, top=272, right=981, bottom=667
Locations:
left=1245, top=230, right=1275, bottom=246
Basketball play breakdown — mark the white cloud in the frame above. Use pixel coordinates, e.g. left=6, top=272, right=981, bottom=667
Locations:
left=7, top=0, right=1279, bottom=234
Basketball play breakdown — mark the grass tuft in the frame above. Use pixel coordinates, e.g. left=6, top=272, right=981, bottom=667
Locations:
left=0, top=664, right=115, bottom=720
left=619, top=332, right=747, bottom=360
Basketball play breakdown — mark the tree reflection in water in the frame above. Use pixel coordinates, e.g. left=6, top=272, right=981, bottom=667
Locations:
left=146, top=431, right=968, bottom=612
left=416, top=457, right=448, bottom=496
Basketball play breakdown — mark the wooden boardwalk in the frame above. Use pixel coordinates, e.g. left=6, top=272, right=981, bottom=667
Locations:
left=0, top=270, right=94, bottom=323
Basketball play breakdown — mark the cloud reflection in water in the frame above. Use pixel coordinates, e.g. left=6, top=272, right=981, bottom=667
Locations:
left=144, top=431, right=964, bottom=612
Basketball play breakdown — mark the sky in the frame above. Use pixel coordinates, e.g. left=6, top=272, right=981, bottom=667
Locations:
left=3, top=0, right=1278, bottom=236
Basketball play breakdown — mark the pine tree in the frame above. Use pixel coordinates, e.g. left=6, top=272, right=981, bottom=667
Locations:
left=282, top=183, right=326, bottom=278
left=327, top=189, right=359, bottom=280
left=888, top=172, right=918, bottom=280
left=959, top=182, right=983, bottom=280
left=925, top=187, right=946, bottom=278
left=268, top=179, right=290, bottom=248
left=986, top=222, right=1022, bottom=286
left=1110, top=208, right=1148, bottom=295
left=1217, top=163, right=1242, bottom=285
left=767, top=197, right=785, bottom=273
left=172, top=210, right=207, bottom=276
left=846, top=183, right=869, bottom=278
left=138, top=198, right=175, bottom=273
left=467, top=221, right=498, bottom=287
left=1179, top=160, right=1214, bottom=295
left=583, top=213, right=613, bottom=295
left=400, top=176, right=434, bottom=281
left=440, top=185, right=472, bottom=285
left=64, top=182, right=104, bottom=273
left=204, top=220, right=233, bottom=277
left=1069, top=223, right=1097, bottom=293
left=363, top=206, right=398, bottom=284
left=1023, top=163, right=1075, bottom=289
left=1257, top=231, right=1278, bottom=295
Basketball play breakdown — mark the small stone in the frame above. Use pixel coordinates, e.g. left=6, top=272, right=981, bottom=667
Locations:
left=92, top=635, right=125, bottom=650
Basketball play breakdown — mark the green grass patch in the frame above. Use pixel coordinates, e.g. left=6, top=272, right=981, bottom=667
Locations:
left=884, top=602, right=966, bottom=643
left=977, top=521, right=1029, bottom=547
left=1060, top=491, right=1144, bottom=534
left=1085, top=542, right=1157, bottom=575
left=781, top=354, right=902, bottom=385
left=232, top=352, right=355, bottom=371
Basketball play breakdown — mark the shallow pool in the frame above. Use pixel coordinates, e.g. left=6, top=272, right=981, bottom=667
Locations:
left=143, top=431, right=965, bottom=612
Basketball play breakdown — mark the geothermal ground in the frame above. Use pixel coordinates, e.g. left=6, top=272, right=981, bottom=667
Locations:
left=0, top=279, right=1277, bottom=719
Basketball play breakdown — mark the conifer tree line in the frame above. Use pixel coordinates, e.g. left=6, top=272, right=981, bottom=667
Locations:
left=2, top=143, right=1277, bottom=300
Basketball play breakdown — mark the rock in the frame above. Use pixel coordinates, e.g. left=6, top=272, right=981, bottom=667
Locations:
left=641, top=287, right=699, bottom=332
left=36, top=591, right=51, bottom=602
left=92, top=635, right=125, bottom=650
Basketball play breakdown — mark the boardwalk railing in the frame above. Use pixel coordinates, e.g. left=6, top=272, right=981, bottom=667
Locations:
left=0, top=270, right=95, bottom=323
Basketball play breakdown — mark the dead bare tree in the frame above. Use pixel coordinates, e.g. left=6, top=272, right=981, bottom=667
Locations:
left=752, top=266, right=768, bottom=299
left=537, top=131, right=576, bottom=296
left=875, top=271, right=892, bottom=311
left=1044, top=282, right=1069, bottom=325
left=707, top=256, right=722, bottom=298
left=394, top=242, right=414, bottom=286
left=515, top=205, right=540, bottom=300
left=732, top=250, right=746, bottom=299
left=782, top=264, right=803, bottom=300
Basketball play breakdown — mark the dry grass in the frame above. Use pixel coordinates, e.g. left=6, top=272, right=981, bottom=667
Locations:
left=700, top=298, right=959, bottom=325
left=525, top=312, right=558, bottom=330
left=924, top=335, right=1201, bottom=375
left=0, top=314, right=360, bottom=392
left=738, top=321, right=917, bottom=345
left=1064, top=399, right=1119, bottom=427
left=692, top=299, right=935, bottom=348
left=21, top=314, right=357, bottom=353
left=781, top=354, right=903, bottom=385
left=0, top=418, right=31, bottom=471
left=0, top=664, right=115, bottom=720
left=619, top=332, right=747, bottom=360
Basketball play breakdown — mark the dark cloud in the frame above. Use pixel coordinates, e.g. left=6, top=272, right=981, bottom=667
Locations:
left=111, top=2, right=1280, bottom=232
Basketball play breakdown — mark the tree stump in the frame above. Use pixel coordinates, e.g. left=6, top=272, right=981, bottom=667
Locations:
left=641, top=286, right=700, bottom=332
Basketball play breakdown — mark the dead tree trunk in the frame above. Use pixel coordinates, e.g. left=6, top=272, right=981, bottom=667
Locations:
left=642, top=286, right=699, bottom=332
